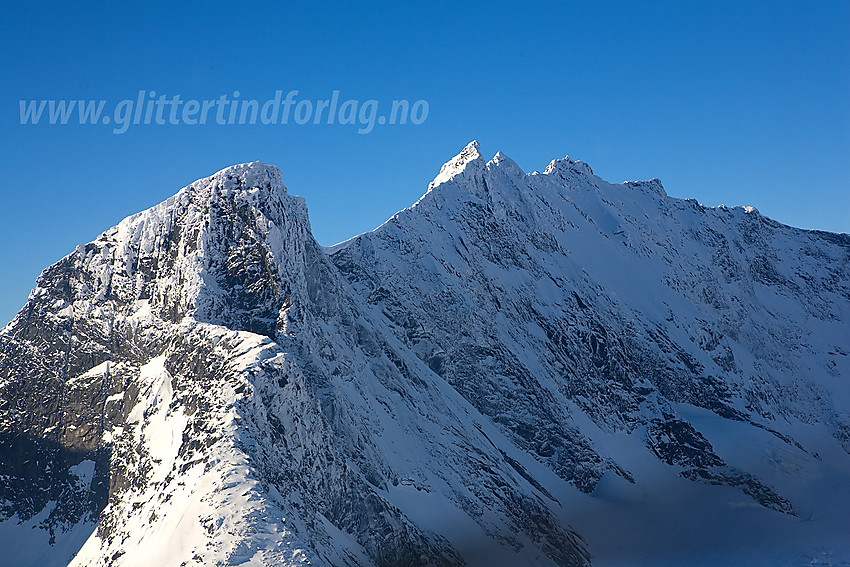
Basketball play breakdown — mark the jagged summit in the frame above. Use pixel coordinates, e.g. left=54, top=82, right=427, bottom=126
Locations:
left=543, top=155, right=594, bottom=178
left=488, top=151, right=524, bottom=175
left=427, top=142, right=597, bottom=197
left=428, top=140, right=485, bottom=190
left=196, top=160, right=285, bottom=195
left=114, top=160, right=291, bottom=247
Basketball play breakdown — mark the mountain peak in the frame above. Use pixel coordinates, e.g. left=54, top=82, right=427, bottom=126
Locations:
left=183, top=161, right=286, bottom=202
left=488, top=151, right=524, bottom=176
left=212, top=160, right=281, bottom=185
left=544, top=155, right=594, bottom=177
left=4, top=147, right=849, bottom=567
left=428, top=140, right=485, bottom=191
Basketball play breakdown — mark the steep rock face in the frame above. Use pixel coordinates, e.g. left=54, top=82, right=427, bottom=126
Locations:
left=0, top=146, right=849, bottom=566
left=332, top=142, right=850, bottom=496
left=329, top=142, right=850, bottom=562
left=0, top=162, right=318, bottom=565
left=0, top=160, right=589, bottom=567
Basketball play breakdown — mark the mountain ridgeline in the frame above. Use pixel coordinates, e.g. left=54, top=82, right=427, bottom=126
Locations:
left=1, top=143, right=848, bottom=566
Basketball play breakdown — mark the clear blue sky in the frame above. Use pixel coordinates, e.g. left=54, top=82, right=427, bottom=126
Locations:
left=2, top=0, right=848, bottom=326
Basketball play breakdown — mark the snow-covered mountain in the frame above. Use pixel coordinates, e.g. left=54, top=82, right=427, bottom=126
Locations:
left=1, top=143, right=848, bottom=566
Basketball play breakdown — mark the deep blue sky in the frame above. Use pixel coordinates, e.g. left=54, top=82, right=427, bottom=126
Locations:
left=2, top=1, right=848, bottom=326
